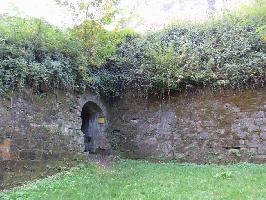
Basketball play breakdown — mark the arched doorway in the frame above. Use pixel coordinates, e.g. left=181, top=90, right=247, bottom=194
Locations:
left=81, top=101, right=109, bottom=154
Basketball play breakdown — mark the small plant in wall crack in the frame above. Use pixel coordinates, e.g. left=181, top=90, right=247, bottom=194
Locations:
left=248, top=151, right=256, bottom=160
left=229, top=149, right=242, bottom=157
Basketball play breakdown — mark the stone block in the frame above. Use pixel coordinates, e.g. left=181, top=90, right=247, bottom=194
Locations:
left=28, top=139, right=44, bottom=149
left=198, top=132, right=209, bottom=140
left=254, top=155, right=266, bottom=163
left=219, top=138, right=240, bottom=148
left=247, top=124, right=259, bottom=132
left=258, top=142, right=266, bottom=154
left=42, top=151, right=60, bottom=160
left=252, top=111, right=265, bottom=118
left=235, top=131, right=249, bottom=139
left=19, top=150, right=41, bottom=160
left=239, top=140, right=245, bottom=146
left=13, top=139, right=29, bottom=150
left=247, top=135, right=260, bottom=148
left=202, top=121, right=215, bottom=127
left=260, top=133, right=266, bottom=140
left=254, top=118, right=266, bottom=126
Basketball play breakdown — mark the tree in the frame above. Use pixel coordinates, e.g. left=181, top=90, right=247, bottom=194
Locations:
left=54, top=0, right=120, bottom=26
left=54, top=0, right=134, bottom=67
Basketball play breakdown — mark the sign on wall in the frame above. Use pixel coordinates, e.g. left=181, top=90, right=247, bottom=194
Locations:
left=98, top=117, right=105, bottom=124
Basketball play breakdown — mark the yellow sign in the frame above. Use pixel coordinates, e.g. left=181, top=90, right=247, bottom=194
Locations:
left=98, top=117, right=105, bottom=124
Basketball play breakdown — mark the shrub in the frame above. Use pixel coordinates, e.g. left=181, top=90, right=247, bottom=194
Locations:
left=0, top=16, right=88, bottom=93
left=0, top=1, right=265, bottom=97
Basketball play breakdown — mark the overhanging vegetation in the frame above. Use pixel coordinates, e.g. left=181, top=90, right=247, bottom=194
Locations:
left=0, top=0, right=265, bottom=97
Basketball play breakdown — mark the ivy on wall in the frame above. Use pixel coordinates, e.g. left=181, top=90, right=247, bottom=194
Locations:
left=0, top=0, right=265, bottom=97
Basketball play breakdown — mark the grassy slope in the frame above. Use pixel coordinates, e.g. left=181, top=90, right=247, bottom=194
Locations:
left=1, top=160, right=266, bottom=200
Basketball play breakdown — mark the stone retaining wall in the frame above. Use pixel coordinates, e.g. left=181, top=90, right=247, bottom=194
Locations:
left=0, top=91, right=84, bottom=162
left=0, top=87, right=265, bottom=188
left=108, top=88, right=266, bottom=164
left=0, top=90, right=85, bottom=189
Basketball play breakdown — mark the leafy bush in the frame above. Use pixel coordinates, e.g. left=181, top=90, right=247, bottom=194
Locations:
left=0, top=0, right=265, bottom=97
left=70, top=20, right=134, bottom=67
left=0, top=16, right=88, bottom=93
left=0, top=15, right=133, bottom=95
left=117, top=14, right=266, bottom=93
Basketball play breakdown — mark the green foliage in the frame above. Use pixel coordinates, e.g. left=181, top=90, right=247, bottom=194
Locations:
left=54, top=0, right=120, bottom=26
left=118, top=14, right=266, bottom=93
left=0, top=16, right=88, bottom=93
left=0, top=14, right=133, bottom=95
left=0, top=0, right=265, bottom=97
left=1, top=160, right=266, bottom=199
left=54, top=0, right=130, bottom=68
left=239, top=0, right=266, bottom=40
left=70, top=20, right=133, bottom=66
left=229, top=149, right=242, bottom=157
left=240, top=0, right=266, bottom=18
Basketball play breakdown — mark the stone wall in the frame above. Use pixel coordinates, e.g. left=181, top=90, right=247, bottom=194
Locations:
left=108, top=88, right=266, bottom=164
left=0, top=89, right=114, bottom=189
left=0, top=90, right=85, bottom=189
left=0, top=90, right=85, bottom=161
left=1, top=87, right=265, bottom=189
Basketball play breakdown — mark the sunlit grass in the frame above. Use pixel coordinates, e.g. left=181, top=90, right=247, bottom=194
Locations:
left=1, top=160, right=266, bottom=200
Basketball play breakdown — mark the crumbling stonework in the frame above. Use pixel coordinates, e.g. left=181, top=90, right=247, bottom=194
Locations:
left=0, top=91, right=83, bottom=162
left=0, top=87, right=265, bottom=189
left=0, top=90, right=85, bottom=189
left=108, top=88, right=266, bottom=164
left=0, top=89, right=114, bottom=189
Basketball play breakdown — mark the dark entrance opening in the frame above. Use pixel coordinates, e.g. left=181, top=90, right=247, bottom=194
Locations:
left=81, top=101, right=108, bottom=154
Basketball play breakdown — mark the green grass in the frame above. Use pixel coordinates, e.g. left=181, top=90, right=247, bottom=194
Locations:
left=1, top=160, right=266, bottom=200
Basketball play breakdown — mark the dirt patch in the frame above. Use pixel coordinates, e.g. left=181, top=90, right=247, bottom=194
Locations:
left=87, top=154, right=117, bottom=169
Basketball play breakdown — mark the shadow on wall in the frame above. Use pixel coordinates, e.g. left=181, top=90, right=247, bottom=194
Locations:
left=81, top=101, right=110, bottom=154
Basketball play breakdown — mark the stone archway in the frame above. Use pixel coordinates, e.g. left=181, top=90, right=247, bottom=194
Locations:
left=81, top=101, right=110, bottom=154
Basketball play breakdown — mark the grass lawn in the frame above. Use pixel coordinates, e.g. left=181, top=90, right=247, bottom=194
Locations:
left=1, top=159, right=266, bottom=200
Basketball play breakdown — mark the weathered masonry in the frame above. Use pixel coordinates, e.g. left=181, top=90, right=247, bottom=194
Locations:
left=108, top=88, right=266, bottom=163
left=0, top=90, right=110, bottom=189
left=0, top=88, right=266, bottom=168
